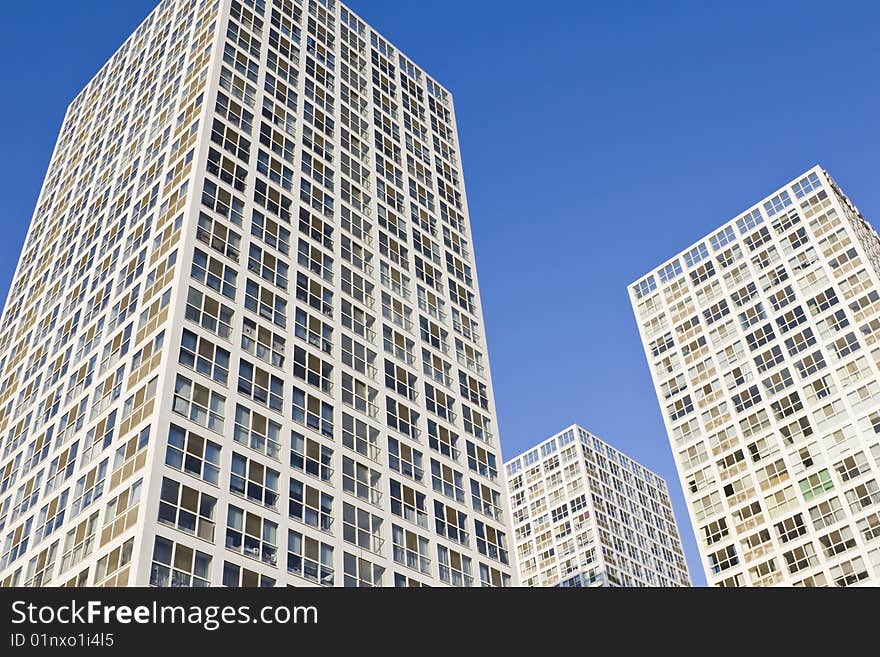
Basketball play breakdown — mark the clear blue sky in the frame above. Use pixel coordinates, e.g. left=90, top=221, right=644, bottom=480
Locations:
left=1, top=1, right=878, bottom=586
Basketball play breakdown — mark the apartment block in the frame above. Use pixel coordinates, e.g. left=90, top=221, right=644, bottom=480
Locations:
left=506, top=424, right=691, bottom=587
left=631, top=166, right=880, bottom=586
left=0, top=0, right=514, bottom=588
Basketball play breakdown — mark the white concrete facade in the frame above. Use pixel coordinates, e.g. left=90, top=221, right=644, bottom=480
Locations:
left=505, top=424, right=690, bottom=587
left=0, top=0, right=514, bottom=588
left=631, top=166, right=880, bottom=586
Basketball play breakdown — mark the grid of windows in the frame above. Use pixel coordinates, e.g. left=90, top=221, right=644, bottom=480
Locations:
left=0, top=0, right=513, bottom=589
left=632, top=167, right=880, bottom=586
left=505, top=425, right=690, bottom=587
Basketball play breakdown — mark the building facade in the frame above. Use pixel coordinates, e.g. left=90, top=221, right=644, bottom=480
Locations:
left=0, top=0, right=514, bottom=588
left=631, top=166, right=880, bottom=586
left=505, top=424, right=691, bottom=587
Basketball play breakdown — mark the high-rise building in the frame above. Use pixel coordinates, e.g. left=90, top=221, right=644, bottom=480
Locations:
left=0, top=0, right=514, bottom=588
left=630, top=166, right=880, bottom=587
left=505, top=424, right=691, bottom=587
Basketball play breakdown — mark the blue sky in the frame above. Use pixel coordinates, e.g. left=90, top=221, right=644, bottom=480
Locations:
left=1, top=1, right=878, bottom=586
